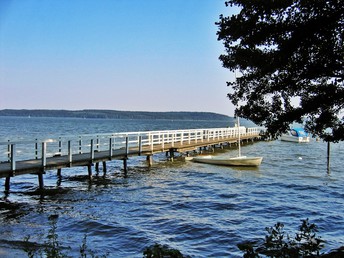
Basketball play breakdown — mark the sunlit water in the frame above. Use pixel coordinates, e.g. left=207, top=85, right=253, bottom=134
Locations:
left=0, top=117, right=343, bottom=257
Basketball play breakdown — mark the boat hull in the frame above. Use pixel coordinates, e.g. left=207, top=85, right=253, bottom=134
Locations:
left=281, top=128, right=310, bottom=142
left=281, top=135, right=310, bottom=143
left=192, top=155, right=263, bottom=167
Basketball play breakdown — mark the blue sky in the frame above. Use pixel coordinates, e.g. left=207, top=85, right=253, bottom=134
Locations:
left=0, top=0, right=236, bottom=116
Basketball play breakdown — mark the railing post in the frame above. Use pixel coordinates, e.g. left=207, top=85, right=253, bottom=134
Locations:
left=90, top=139, right=94, bottom=161
left=42, top=142, right=46, bottom=167
left=58, top=137, right=62, bottom=154
left=79, top=136, right=82, bottom=154
left=10, top=144, right=16, bottom=172
left=113, top=135, right=116, bottom=150
left=139, top=136, right=142, bottom=155
left=7, top=140, right=11, bottom=162
left=35, top=139, right=38, bottom=159
left=96, top=135, right=100, bottom=151
left=68, top=140, right=72, bottom=165
left=109, top=138, right=113, bottom=158
left=162, top=134, right=165, bottom=150
left=150, top=134, right=153, bottom=152
left=125, top=136, right=129, bottom=156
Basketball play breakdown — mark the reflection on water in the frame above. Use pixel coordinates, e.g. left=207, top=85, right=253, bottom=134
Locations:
left=0, top=117, right=343, bottom=257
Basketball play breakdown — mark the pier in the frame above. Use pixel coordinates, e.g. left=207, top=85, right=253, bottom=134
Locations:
left=0, top=127, right=262, bottom=192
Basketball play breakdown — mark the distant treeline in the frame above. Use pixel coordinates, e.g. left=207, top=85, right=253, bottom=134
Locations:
left=0, top=109, right=232, bottom=121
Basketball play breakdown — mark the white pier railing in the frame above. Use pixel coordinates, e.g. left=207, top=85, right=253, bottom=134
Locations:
left=0, top=127, right=262, bottom=165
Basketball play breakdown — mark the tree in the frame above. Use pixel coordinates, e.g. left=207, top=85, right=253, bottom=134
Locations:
left=216, top=0, right=344, bottom=142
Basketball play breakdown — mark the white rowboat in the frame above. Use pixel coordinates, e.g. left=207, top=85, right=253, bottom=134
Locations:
left=192, top=155, right=263, bottom=167
left=191, top=116, right=263, bottom=167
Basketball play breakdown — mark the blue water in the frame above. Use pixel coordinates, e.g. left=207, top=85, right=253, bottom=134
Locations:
left=0, top=117, right=343, bottom=257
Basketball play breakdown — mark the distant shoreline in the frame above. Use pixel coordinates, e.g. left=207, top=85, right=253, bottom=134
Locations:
left=0, top=109, right=232, bottom=121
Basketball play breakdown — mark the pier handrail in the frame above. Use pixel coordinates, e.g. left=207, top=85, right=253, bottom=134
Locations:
left=0, top=127, right=262, bottom=168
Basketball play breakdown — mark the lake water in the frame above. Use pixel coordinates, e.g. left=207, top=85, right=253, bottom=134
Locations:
left=0, top=117, right=343, bottom=257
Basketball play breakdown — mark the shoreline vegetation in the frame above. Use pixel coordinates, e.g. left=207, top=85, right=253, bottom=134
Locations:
left=0, top=109, right=232, bottom=121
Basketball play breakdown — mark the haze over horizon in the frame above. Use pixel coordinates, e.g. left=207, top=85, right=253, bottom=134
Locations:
left=1, top=0, right=237, bottom=116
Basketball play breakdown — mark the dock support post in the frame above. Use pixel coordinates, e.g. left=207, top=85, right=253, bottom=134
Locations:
left=123, top=158, right=128, bottom=177
left=95, top=162, right=99, bottom=173
left=102, top=161, right=107, bottom=173
left=5, top=177, right=10, bottom=193
left=57, top=168, right=62, bottom=177
left=38, top=172, right=44, bottom=190
left=146, top=155, right=153, bottom=166
left=169, top=150, right=174, bottom=161
left=87, top=164, right=92, bottom=179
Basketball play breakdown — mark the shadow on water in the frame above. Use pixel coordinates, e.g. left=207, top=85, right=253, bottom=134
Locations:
left=7, top=213, right=110, bottom=258
left=25, top=187, right=71, bottom=197
left=0, top=199, right=27, bottom=221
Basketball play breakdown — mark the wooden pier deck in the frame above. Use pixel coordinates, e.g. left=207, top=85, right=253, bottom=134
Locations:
left=0, top=127, right=262, bottom=191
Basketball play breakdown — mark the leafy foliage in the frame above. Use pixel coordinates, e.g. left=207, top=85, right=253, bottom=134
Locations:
left=143, top=243, right=188, bottom=258
left=238, top=219, right=335, bottom=257
left=217, top=0, right=344, bottom=142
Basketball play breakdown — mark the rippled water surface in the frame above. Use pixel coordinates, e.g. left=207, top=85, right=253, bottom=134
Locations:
left=0, top=117, right=343, bottom=257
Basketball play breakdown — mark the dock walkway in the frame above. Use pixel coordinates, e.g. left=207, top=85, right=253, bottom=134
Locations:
left=0, top=127, right=262, bottom=191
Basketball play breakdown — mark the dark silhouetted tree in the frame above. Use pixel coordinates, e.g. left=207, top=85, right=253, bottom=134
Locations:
left=217, top=0, right=344, bottom=142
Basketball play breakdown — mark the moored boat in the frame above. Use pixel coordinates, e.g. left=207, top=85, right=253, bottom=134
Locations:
left=281, top=128, right=310, bottom=143
left=192, top=155, right=263, bottom=167
left=191, top=116, right=263, bottom=167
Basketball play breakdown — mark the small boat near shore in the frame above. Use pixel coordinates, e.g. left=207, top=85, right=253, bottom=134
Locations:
left=281, top=128, right=310, bottom=143
left=191, top=116, right=263, bottom=167
left=192, top=155, right=263, bottom=167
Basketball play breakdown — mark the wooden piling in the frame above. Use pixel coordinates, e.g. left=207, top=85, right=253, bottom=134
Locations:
left=95, top=162, right=99, bottom=173
left=38, top=172, right=44, bottom=190
left=57, top=168, right=62, bottom=177
left=87, top=164, right=92, bottom=179
left=169, top=150, right=174, bottom=161
left=146, top=155, right=153, bottom=166
left=102, top=161, right=107, bottom=173
left=5, top=177, right=10, bottom=192
left=123, top=158, right=128, bottom=176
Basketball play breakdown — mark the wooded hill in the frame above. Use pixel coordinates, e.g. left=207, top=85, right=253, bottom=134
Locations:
left=0, top=109, right=231, bottom=121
